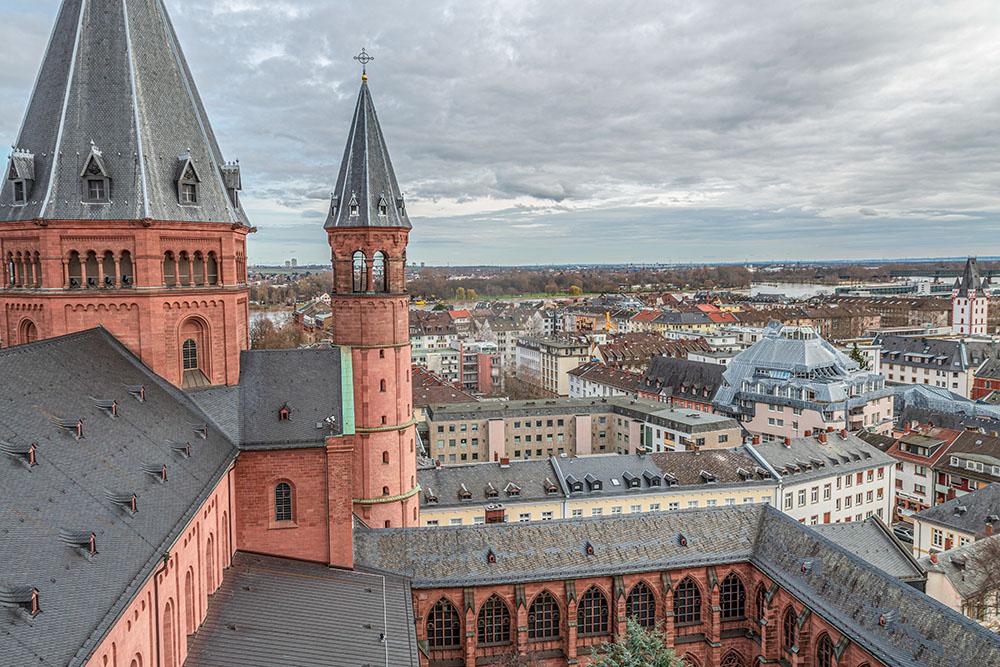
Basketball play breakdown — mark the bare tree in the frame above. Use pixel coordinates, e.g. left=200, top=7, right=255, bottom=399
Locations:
left=967, top=535, right=1000, bottom=631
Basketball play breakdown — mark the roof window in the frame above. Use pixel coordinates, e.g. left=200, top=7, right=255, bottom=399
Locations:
left=59, top=530, right=97, bottom=557
left=50, top=416, right=83, bottom=439
left=175, top=154, right=201, bottom=205
left=7, top=148, right=35, bottom=206
left=191, top=423, right=208, bottom=439
left=459, top=484, right=473, bottom=501
left=349, top=194, right=359, bottom=216
left=81, top=143, right=110, bottom=204
left=278, top=404, right=291, bottom=421
left=0, top=586, right=40, bottom=616
left=125, top=385, right=146, bottom=402
left=378, top=195, right=388, bottom=216
left=93, top=398, right=117, bottom=418
left=105, top=489, right=138, bottom=514
left=141, top=463, right=168, bottom=483
left=425, top=488, right=438, bottom=504
left=505, top=482, right=521, bottom=497
left=169, top=440, right=191, bottom=458
left=0, top=440, right=37, bottom=468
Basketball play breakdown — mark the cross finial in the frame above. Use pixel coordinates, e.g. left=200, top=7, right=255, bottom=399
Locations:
left=354, top=48, right=374, bottom=81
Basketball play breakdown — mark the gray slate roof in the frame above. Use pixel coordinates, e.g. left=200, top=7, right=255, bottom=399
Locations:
left=638, top=356, right=723, bottom=399
left=912, top=482, right=1000, bottom=536
left=954, top=257, right=990, bottom=298
left=184, top=552, right=419, bottom=666
left=749, top=432, right=895, bottom=485
left=419, top=458, right=560, bottom=507
left=0, top=328, right=237, bottom=666
left=237, top=348, right=345, bottom=449
left=876, top=335, right=993, bottom=372
left=919, top=534, right=1000, bottom=601
left=813, top=517, right=925, bottom=582
left=325, top=80, right=410, bottom=229
left=1, top=0, right=248, bottom=225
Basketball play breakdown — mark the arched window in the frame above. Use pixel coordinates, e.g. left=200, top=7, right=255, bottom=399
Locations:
left=184, top=569, right=195, bottom=634
left=782, top=607, right=797, bottom=649
left=372, top=251, right=386, bottom=292
left=85, top=251, right=99, bottom=287
left=382, top=486, right=390, bottom=496
left=18, top=319, right=37, bottom=345
left=120, top=251, right=134, bottom=286
left=380, top=379, right=387, bottom=392
left=721, top=650, right=747, bottom=667
left=382, top=451, right=389, bottom=465
left=68, top=251, right=83, bottom=287
left=131, top=654, right=142, bottom=667
left=626, top=581, right=656, bottom=628
left=222, top=512, right=229, bottom=566
left=682, top=654, right=700, bottom=667
left=477, top=594, right=511, bottom=645
left=527, top=590, right=560, bottom=639
left=720, top=573, right=746, bottom=620
left=193, top=252, right=205, bottom=285
left=182, top=339, right=199, bottom=370
left=163, top=252, right=176, bottom=286
left=577, top=586, right=609, bottom=636
left=754, top=583, right=767, bottom=623
left=206, top=252, right=218, bottom=284
left=178, top=251, right=191, bottom=285
left=426, top=598, right=461, bottom=648
left=815, top=634, right=836, bottom=667
left=674, top=577, right=702, bottom=625
left=162, top=599, right=175, bottom=667
left=102, top=251, right=115, bottom=286
left=205, top=535, right=215, bottom=591
left=352, top=251, right=366, bottom=292
left=275, top=482, right=292, bottom=521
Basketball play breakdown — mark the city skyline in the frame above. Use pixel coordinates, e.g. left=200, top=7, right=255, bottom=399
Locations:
left=2, top=0, right=997, bottom=266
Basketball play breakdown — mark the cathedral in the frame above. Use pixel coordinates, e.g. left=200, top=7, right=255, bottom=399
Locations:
left=2, top=2, right=1000, bottom=667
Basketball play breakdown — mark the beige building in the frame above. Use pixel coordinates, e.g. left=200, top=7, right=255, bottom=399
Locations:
left=425, top=396, right=741, bottom=465
left=911, top=483, right=1000, bottom=558
left=920, top=535, right=1000, bottom=630
left=417, top=449, right=778, bottom=526
left=515, top=336, right=591, bottom=396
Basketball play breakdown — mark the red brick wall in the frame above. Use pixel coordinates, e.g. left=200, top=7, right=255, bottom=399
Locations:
left=86, top=466, right=235, bottom=667
left=0, top=220, right=250, bottom=387
left=413, top=563, right=883, bottom=667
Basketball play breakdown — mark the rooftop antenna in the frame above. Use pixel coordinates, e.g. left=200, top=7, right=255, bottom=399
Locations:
left=354, top=48, right=374, bottom=81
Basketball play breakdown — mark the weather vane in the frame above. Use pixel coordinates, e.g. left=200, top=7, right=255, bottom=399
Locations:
left=354, top=48, right=374, bottom=81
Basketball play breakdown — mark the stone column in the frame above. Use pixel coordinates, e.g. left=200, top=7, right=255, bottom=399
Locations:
left=61, top=257, right=68, bottom=288
left=97, top=255, right=104, bottom=288
left=366, top=259, right=374, bottom=292
left=565, top=596, right=578, bottom=664
left=708, top=580, right=722, bottom=666
left=516, top=597, right=528, bottom=658
left=114, top=255, right=121, bottom=287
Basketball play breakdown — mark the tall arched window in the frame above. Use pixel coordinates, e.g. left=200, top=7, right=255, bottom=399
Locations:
left=205, top=535, right=215, bottom=591
left=182, top=339, right=198, bottom=370
left=380, top=379, right=387, bottom=392
left=163, top=252, right=176, bottom=286
left=754, top=583, right=767, bottom=623
left=102, top=251, right=115, bottom=286
left=178, top=251, right=191, bottom=285
left=816, top=634, right=836, bottom=667
left=275, top=482, right=292, bottom=521
left=477, top=594, right=511, bottom=645
left=18, top=319, right=37, bottom=345
left=85, top=251, right=99, bottom=287
left=68, top=251, right=82, bottom=287
left=426, top=598, right=461, bottom=648
left=184, top=569, right=195, bottom=634
left=577, top=586, right=609, bottom=636
left=120, top=251, right=134, bottom=286
left=352, top=251, right=366, bottom=292
left=720, top=573, right=746, bottom=620
left=206, top=252, right=218, bottom=285
left=162, top=599, right=175, bottom=667
left=372, top=251, right=386, bottom=292
left=32, top=251, right=41, bottom=286
left=674, top=577, right=701, bottom=625
left=382, top=451, right=389, bottom=465
left=626, top=581, right=656, bottom=628
left=527, top=590, right=560, bottom=640
left=682, top=654, right=700, bottom=667
left=721, top=650, right=747, bottom=667
left=782, top=607, right=797, bottom=649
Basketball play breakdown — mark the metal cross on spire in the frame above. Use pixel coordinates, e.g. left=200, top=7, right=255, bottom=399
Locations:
left=354, top=48, right=374, bottom=81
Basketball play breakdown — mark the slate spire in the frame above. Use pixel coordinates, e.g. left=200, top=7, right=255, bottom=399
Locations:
left=0, top=0, right=248, bottom=225
left=955, top=257, right=988, bottom=297
left=325, top=79, right=411, bottom=229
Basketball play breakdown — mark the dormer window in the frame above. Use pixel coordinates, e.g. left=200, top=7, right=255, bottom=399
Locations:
left=175, top=157, right=200, bottom=205
left=81, top=145, right=110, bottom=203
left=12, top=180, right=26, bottom=205
left=378, top=196, right=388, bottom=216
left=279, top=405, right=291, bottom=421
left=8, top=149, right=35, bottom=205
left=349, top=195, right=359, bottom=216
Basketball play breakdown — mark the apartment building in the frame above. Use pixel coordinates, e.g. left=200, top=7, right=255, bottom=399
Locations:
left=515, top=336, right=591, bottom=396
left=883, top=423, right=964, bottom=521
left=567, top=360, right=640, bottom=398
left=636, top=356, right=724, bottom=412
left=410, top=310, right=459, bottom=349
left=748, top=430, right=896, bottom=525
left=715, top=323, right=894, bottom=439
left=932, top=431, right=1000, bottom=504
left=412, top=346, right=461, bottom=384
left=417, top=449, right=778, bottom=526
left=911, top=483, right=1000, bottom=557
left=424, top=396, right=741, bottom=465
left=877, top=335, right=993, bottom=399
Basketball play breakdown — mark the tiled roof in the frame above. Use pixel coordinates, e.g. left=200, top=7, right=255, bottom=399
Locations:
left=412, top=366, right=477, bottom=406
left=418, top=458, right=561, bottom=507
left=2, top=0, right=248, bottom=225
left=638, top=356, right=724, bottom=399
left=0, top=329, right=237, bottom=666
left=913, top=482, right=1000, bottom=536
left=325, top=80, right=410, bottom=229
left=750, top=432, right=895, bottom=485
left=855, top=429, right=898, bottom=452
left=876, top=335, right=993, bottom=372
left=975, top=355, right=1000, bottom=381
left=919, top=534, right=1000, bottom=600
left=238, top=348, right=344, bottom=449
left=184, top=552, right=419, bottom=666
left=812, top=517, right=925, bottom=582
left=568, top=360, right=641, bottom=393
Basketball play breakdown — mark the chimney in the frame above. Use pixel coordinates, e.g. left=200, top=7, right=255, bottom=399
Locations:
left=783, top=437, right=791, bottom=448
left=485, top=504, right=505, bottom=524
left=904, top=422, right=911, bottom=434
left=818, top=433, right=827, bottom=444
left=987, top=523, right=994, bottom=537
left=499, top=457, right=510, bottom=468
left=827, top=426, right=834, bottom=433
left=928, top=420, right=934, bottom=428
left=435, top=460, right=441, bottom=469
left=752, top=436, right=760, bottom=445
left=841, top=429, right=848, bottom=438
left=930, top=553, right=938, bottom=564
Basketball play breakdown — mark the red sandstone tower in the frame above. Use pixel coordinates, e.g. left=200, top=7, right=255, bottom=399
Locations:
left=0, top=0, right=252, bottom=388
left=327, top=71, right=419, bottom=528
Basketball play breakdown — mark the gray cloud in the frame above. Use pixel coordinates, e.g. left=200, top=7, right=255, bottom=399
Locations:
left=1, top=0, right=998, bottom=265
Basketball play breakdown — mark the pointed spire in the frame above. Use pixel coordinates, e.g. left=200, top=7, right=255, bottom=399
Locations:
left=1, top=0, right=247, bottom=225
left=325, top=79, right=411, bottom=230
left=956, top=257, right=983, bottom=298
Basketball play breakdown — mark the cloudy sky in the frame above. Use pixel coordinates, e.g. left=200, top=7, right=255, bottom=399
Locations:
left=1, top=1, right=999, bottom=266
